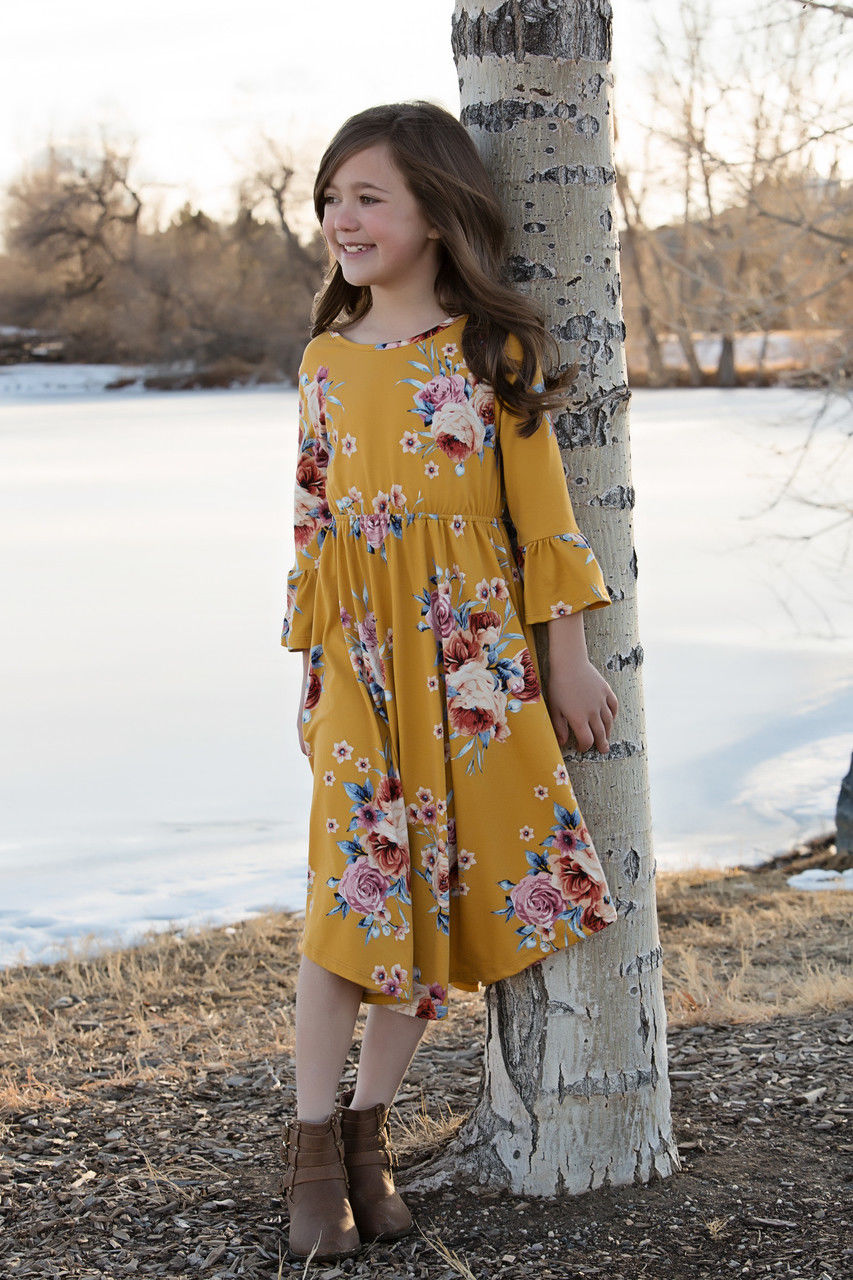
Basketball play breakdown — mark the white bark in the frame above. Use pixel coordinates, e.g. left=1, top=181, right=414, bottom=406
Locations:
left=409, top=0, right=679, bottom=1196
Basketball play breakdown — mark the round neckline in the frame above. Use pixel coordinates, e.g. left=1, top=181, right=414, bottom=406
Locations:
left=327, top=314, right=464, bottom=350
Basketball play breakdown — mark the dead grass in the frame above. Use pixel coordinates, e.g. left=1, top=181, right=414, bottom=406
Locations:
left=0, top=910, right=302, bottom=1115
left=656, top=864, right=853, bottom=1026
left=0, top=861, right=850, bottom=1124
left=418, top=1226, right=478, bottom=1280
left=393, top=1095, right=466, bottom=1160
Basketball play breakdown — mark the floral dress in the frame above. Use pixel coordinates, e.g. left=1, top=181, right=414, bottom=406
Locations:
left=282, top=314, right=616, bottom=1020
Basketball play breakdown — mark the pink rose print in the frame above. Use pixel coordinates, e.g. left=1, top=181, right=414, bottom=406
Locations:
left=358, top=611, right=378, bottom=649
left=509, top=873, right=565, bottom=931
left=338, top=860, right=391, bottom=914
left=420, top=372, right=467, bottom=411
left=363, top=512, right=391, bottom=550
left=426, top=589, right=455, bottom=639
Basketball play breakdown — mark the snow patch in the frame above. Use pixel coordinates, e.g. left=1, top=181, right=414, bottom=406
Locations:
left=787, top=868, right=853, bottom=892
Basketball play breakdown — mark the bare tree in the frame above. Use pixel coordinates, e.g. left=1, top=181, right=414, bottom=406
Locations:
left=411, top=0, right=678, bottom=1197
left=6, top=144, right=142, bottom=298
left=616, top=0, right=852, bottom=386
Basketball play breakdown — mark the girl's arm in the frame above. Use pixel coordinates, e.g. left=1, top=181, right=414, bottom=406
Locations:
left=545, top=612, right=617, bottom=754
left=297, top=649, right=311, bottom=757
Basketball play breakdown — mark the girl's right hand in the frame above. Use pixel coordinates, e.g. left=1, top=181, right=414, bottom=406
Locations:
left=297, top=650, right=310, bottom=756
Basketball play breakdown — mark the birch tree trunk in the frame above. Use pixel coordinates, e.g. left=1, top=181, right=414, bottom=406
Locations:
left=411, top=0, right=679, bottom=1196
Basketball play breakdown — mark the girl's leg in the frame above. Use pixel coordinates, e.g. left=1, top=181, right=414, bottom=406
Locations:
left=351, top=1004, right=428, bottom=1109
left=295, top=954, right=363, bottom=1120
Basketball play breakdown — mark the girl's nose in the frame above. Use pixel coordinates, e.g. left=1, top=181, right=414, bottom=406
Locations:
left=335, top=202, right=360, bottom=233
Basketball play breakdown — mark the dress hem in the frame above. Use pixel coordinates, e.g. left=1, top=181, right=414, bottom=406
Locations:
left=300, top=914, right=613, bottom=1003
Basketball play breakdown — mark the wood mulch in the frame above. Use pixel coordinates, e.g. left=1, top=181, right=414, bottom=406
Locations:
left=1, top=838, right=851, bottom=1279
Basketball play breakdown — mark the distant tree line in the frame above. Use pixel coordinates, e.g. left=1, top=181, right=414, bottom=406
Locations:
left=0, top=0, right=849, bottom=389
left=615, top=0, right=852, bottom=387
left=0, top=144, right=325, bottom=383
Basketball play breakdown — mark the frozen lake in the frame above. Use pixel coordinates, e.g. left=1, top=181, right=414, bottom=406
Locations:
left=1, top=373, right=851, bottom=968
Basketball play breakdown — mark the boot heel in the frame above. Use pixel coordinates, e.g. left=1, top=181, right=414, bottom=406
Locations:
left=281, top=1113, right=362, bottom=1260
left=338, top=1089, right=414, bottom=1243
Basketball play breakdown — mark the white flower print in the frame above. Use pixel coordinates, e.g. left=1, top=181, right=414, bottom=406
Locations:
left=451, top=515, right=466, bottom=537
left=491, top=576, right=509, bottom=600
left=458, top=848, right=476, bottom=870
left=341, top=433, right=357, bottom=456
left=356, top=756, right=371, bottom=773
left=424, top=460, right=440, bottom=478
left=433, top=724, right=444, bottom=738
left=550, top=601, right=573, bottom=618
left=554, top=764, right=569, bottom=785
left=534, top=785, right=549, bottom=800
left=323, top=770, right=336, bottom=787
left=389, top=483, right=407, bottom=507
left=400, top=429, right=419, bottom=454
left=333, top=740, right=353, bottom=762
left=426, top=675, right=439, bottom=691
left=475, top=578, right=490, bottom=602
left=347, top=484, right=363, bottom=504
left=326, top=818, right=339, bottom=833
left=519, top=825, right=535, bottom=841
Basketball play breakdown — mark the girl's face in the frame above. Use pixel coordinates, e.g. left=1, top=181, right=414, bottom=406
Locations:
left=321, top=143, right=441, bottom=297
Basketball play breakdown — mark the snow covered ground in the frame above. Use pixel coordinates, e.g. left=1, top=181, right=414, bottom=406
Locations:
left=1, top=374, right=850, bottom=968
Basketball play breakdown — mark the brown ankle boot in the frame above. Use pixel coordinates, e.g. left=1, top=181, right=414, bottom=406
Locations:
left=280, top=1113, right=361, bottom=1260
left=338, top=1089, right=414, bottom=1243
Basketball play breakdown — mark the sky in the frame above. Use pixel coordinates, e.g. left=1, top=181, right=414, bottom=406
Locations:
left=1, top=0, right=673, bottom=232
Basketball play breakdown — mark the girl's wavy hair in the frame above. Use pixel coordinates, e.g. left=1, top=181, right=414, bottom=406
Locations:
left=311, top=101, right=573, bottom=437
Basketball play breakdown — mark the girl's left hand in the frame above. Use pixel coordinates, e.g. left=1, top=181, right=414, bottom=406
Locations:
left=546, top=657, right=618, bottom=753
left=545, top=611, right=618, bottom=753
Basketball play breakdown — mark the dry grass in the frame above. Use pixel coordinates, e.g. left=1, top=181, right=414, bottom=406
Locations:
left=418, top=1226, right=478, bottom=1280
left=0, top=910, right=302, bottom=1116
left=393, top=1095, right=466, bottom=1160
left=656, top=864, right=853, bottom=1026
left=1, top=861, right=850, bottom=1126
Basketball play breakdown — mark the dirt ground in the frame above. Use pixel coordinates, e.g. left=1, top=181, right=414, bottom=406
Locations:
left=1, top=837, right=851, bottom=1279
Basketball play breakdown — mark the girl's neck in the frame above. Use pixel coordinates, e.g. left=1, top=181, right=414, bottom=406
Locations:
left=344, top=287, right=451, bottom=345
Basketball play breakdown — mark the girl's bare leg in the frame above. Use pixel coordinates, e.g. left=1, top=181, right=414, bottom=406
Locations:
left=351, top=1005, right=428, bottom=1109
left=295, top=955, right=362, bottom=1121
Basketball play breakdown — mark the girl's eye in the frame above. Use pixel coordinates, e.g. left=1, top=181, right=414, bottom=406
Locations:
left=359, top=195, right=378, bottom=205
left=323, top=194, right=338, bottom=205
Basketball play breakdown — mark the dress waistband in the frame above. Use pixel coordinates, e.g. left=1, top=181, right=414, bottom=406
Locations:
left=331, top=507, right=504, bottom=526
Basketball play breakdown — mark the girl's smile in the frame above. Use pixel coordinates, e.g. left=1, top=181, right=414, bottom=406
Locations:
left=321, top=143, right=440, bottom=296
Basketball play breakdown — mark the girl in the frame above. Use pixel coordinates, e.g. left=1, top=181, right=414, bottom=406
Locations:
left=280, top=101, right=618, bottom=1261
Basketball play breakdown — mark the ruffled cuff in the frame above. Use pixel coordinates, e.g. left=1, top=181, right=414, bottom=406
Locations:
left=281, top=566, right=316, bottom=651
left=517, top=532, right=611, bottom=625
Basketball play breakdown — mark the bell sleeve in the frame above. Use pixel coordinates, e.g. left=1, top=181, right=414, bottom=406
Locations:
left=497, top=371, right=610, bottom=626
left=281, top=370, right=333, bottom=651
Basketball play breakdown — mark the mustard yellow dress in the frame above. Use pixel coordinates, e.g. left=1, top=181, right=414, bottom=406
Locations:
left=282, top=315, right=616, bottom=1019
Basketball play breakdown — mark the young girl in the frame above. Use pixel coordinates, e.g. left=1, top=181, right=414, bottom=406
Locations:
left=280, top=101, right=618, bottom=1261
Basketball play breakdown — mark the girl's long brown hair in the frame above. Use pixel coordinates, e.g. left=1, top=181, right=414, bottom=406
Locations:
left=311, top=101, right=573, bottom=436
